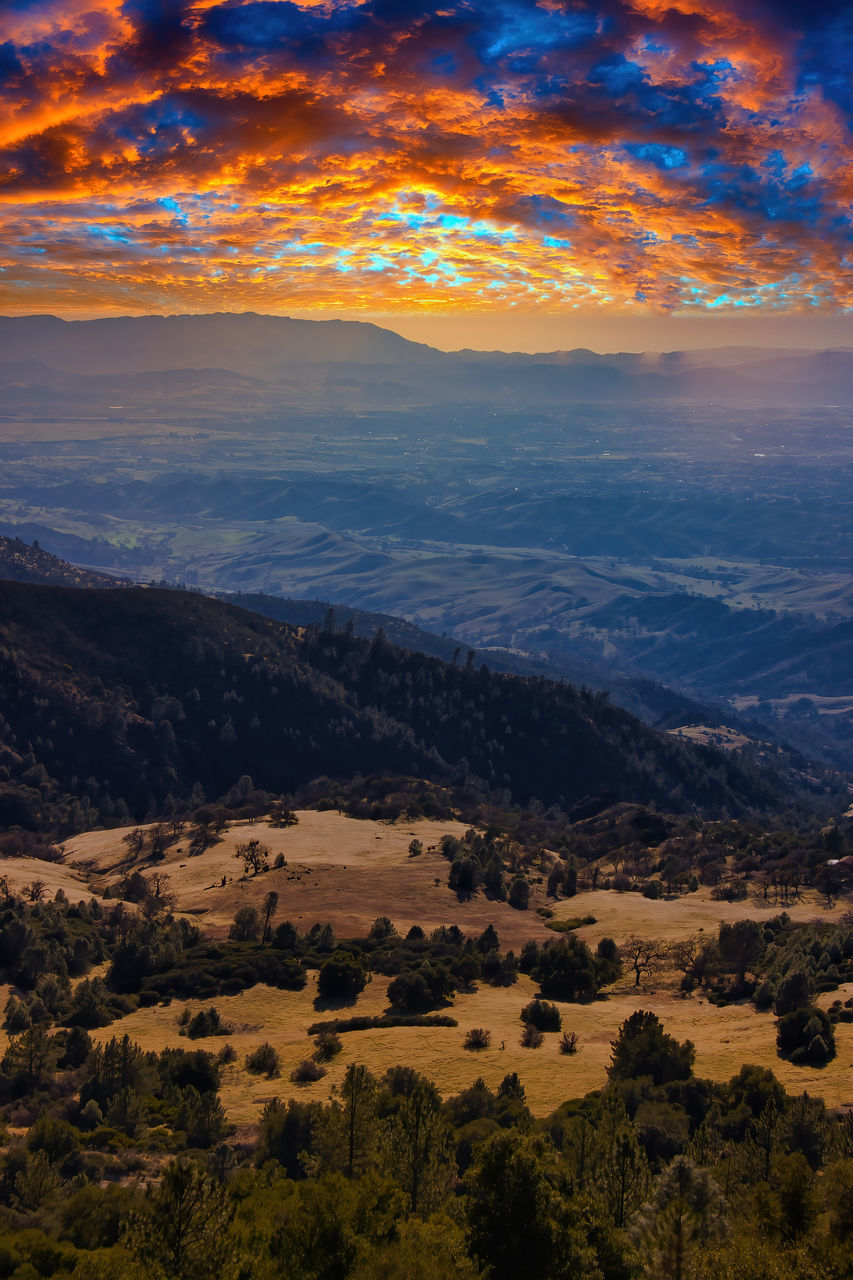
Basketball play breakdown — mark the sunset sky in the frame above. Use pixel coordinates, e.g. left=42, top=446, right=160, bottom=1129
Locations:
left=2, top=0, right=852, bottom=350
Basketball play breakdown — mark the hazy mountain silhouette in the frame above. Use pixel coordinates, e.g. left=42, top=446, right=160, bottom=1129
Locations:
left=1, top=313, right=851, bottom=406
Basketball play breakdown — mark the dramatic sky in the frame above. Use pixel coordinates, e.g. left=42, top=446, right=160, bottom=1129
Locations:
left=2, top=0, right=852, bottom=347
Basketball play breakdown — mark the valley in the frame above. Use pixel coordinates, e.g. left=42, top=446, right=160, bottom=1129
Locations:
left=1, top=315, right=852, bottom=771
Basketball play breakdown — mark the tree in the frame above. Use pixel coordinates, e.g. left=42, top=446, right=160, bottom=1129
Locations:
left=384, top=1077, right=452, bottom=1215
left=260, top=891, right=279, bottom=946
left=228, top=905, right=260, bottom=942
left=608, top=1011, right=694, bottom=1086
left=773, top=969, right=814, bottom=1016
left=318, top=952, right=368, bottom=1001
left=123, top=828, right=145, bottom=857
left=718, top=920, right=762, bottom=985
left=132, top=1156, right=233, bottom=1279
left=620, top=936, right=667, bottom=988
left=340, top=1062, right=377, bottom=1178
left=533, top=934, right=603, bottom=1002
left=588, top=1087, right=651, bottom=1229
left=235, top=839, right=269, bottom=877
left=465, top=1130, right=596, bottom=1280
left=508, top=877, right=529, bottom=910
left=631, top=1156, right=727, bottom=1280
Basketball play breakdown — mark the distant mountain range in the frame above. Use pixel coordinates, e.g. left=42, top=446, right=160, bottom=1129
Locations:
left=1, top=312, right=852, bottom=407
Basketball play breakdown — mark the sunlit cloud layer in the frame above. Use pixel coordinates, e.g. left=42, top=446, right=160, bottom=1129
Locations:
left=1, top=0, right=852, bottom=315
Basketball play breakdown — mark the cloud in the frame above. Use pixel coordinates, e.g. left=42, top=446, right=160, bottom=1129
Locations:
left=0, top=0, right=851, bottom=314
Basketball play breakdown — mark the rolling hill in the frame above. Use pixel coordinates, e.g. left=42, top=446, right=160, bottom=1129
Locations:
left=0, top=580, right=795, bottom=836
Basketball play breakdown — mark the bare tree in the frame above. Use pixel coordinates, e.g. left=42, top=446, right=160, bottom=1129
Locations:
left=235, top=839, right=270, bottom=877
left=24, top=880, right=46, bottom=903
left=620, top=936, right=668, bottom=988
left=669, top=937, right=704, bottom=986
left=123, top=828, right=145, bottom=857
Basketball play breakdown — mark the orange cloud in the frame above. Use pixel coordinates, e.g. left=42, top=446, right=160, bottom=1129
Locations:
left=0, top=0, right=850, bottom=315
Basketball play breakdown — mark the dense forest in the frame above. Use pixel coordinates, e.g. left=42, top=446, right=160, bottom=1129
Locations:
left=0, top=579, right=827, bottom=838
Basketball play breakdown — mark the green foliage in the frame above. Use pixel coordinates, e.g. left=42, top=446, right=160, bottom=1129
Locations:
left=533, top=934, right=612, bottom=1002
left=608, top=1011, right=695, bottom=1086
left=520, top=999, right=561, bottom=1032
left=245, top=1042, right=281, bottom=1078
left=776, top=1007, right=836, bottom=1065
left=387, top=962, right=454, bottom=1012
left=317, top=952, right=369, bottom=1001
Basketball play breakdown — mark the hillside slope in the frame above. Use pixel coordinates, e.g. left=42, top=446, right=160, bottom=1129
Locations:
left=0, top=582, right=787, bottom=835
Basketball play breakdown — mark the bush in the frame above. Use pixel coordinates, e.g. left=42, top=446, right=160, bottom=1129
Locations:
left=464, top=1027, right=491, bottom=1050
left=533, top=935, right=605, bottom=1003
left=559, top=1030, right=579, bottom=1055
left=313, top=1030, right=342, bottom=1061
left=777, top=1006, right=836, bottom=1065
left=508, top=877, right=529, bottom=910
left=519, top=999, right=561, bottom=1032
left=185, top=1007, right=230, bottom=1039
left=642, top=880, right=663, bottom=900
left=317, top=952, right=368, bottom=1001
left=308, top=1013, right=456, bottom=1034
left=290, top=1059, right=327, bottom=1084
left=520, top=1023, right=543, bottom=1049
left=245, top=1042, right=281, bottom=1078
left=387, top=962, right=454, bottom=1012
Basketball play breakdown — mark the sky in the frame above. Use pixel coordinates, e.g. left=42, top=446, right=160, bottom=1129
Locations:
left=2, top=0, right=853, bottom=351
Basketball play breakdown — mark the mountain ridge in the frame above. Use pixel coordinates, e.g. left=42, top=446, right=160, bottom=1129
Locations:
left=2, top=313, right=852, bottom=405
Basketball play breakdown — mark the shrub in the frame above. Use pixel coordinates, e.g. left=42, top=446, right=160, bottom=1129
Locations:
left=273, top=853, right=286, bottom=869
left=609, top=1010, right=695, bottom=1085
left=464, top=1027, right=491, bottom=1051
left=642, top=880, right=663, bottom=900
left=520, top=999, right=561, bottom=1032
left=533, top=935, right=604, bottom=1003
left=317, top=952, right=368, bottom=1001
left=290, top=1059, right=327, bottom=1084
left=559, top=1031, right=579, bottom=1055
left=245, top=1042, right=281, bottom=1078
left=185, top=1007, right=230, bottom=1039
left=777, top=1006, right=836, bottom=1065
left=313, top=1030, right=342, bottom=1061
left=217, top=1043, right=237, bottom=1064
left=520, top=1023, right=544, bottom=1049
left=387, top=962, right=454, bottom=1012
left=508, top=877, right=529, bottom=910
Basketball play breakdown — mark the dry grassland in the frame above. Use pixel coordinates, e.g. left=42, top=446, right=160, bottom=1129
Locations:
left=566, top=886, right=844, bottom=947
left=52, top=811, right=853, bottom=1124
left=0, top=856, right=101, bottom=903
left=64, top=812, right=557, bottom=948
left=89, top=971, right=853, bottom=1124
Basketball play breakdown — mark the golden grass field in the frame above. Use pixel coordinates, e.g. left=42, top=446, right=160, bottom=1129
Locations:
left=65, top=812, right=560, bottom=948
left=88, top=972, right=853, bottom=1124
left=1, top=809, right=844, bottom=1124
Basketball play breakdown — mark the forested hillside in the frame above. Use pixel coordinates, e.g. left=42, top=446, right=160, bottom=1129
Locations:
left=0, top=583, right=793, bottom=836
